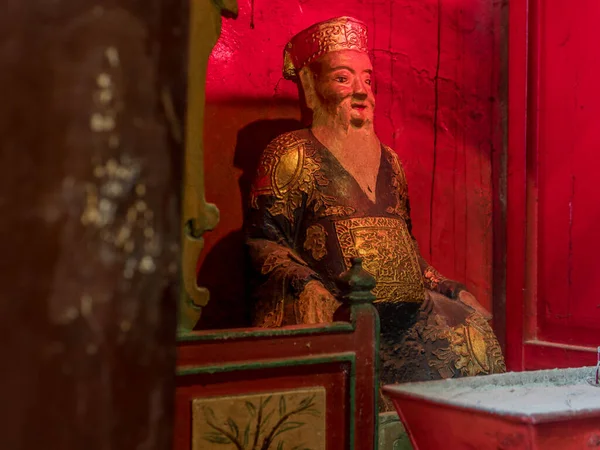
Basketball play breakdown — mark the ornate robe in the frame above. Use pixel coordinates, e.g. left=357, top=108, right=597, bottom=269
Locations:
left=245, top=129, right=505, bottom=403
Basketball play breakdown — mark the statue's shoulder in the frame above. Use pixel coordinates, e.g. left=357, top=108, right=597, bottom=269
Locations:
left=381, top=144, right=410, bottom=217
left=381, top=144, right=407, bottom=175
left=258, top=128, right=313, bottom=180
left=262, top=129, right=312, bottom=159
left=251, top=129, right=314, bottom=202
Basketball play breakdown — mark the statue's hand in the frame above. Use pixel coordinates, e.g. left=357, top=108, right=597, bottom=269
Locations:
left=458, top=290, right=493, bottom=321
left=295, top=280, right=339, bottom=324
left=300, top=280, right=337, bottom=303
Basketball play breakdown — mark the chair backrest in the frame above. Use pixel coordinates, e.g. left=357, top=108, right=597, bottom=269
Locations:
left=174, top=300, right=379, bottom=450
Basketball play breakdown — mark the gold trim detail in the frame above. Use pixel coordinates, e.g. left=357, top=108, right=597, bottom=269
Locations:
left=423, top=313, right=506, bottom=378
left=304, top=224, right=328, bottom=261
left=334, top=217, right=425, bottom=303
left=319, top=205, right=356, bottom=218
left=250, top=132, right=354, bottom=224
left=283, top=16, right=368, bottom=80
left=382, top=146, right=410, bottom=220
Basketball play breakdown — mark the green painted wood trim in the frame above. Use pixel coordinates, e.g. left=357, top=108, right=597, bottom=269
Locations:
left=178, top=352, right=357, bottom=450
left=177, top=352, right=355, bottom=376
left=177, top=320, right=354, bottom=342
left=178, top=302, right=381, bottom=450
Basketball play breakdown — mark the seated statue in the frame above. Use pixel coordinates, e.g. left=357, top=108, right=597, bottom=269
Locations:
left=245, top=16, right=505, bottom=406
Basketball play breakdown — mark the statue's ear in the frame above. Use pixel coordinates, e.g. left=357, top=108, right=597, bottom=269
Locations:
left=298, top=66, right=318, bottom=111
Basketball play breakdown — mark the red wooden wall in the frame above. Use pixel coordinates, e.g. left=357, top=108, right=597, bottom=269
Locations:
left=507, top=0, right=599, bottom=370
left=198, top=0, right=504, bottom=330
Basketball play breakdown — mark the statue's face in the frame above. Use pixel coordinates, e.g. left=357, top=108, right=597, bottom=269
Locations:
left=309, top=50, right=375, bottom=128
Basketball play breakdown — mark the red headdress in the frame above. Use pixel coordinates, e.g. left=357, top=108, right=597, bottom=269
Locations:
left=283, top=16, right=369, bottom=81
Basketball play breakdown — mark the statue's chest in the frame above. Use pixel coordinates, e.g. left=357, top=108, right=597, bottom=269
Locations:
left=327, top=151, right=381, bottom=204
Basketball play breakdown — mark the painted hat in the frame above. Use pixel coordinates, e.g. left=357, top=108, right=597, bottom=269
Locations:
left=283, top=16, right=369, bottom=80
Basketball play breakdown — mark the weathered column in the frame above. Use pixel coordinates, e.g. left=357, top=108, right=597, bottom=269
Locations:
left=0, top=0, right=189, bottom=448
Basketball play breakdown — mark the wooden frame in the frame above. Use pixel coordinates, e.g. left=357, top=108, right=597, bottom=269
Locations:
left=175, top=302, right=380, bottom=450
left=506, top=0, right=598, bottom=370
left=179, top=0, right=238, bottom=331
left=505, top=0, right=531, bottom=372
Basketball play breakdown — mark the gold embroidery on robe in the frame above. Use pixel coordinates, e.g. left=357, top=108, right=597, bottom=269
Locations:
left=319, top=205, right=356, bottom=218
left=260, top=245, right=309, bottom=275
left=255, top=297, right=285, bottom=328
left=250, top=132, right=353, bottom=224
left=304, top=224, right=328, bottom=261
left=422, top=313, right=506, bottom=378
left=382, top=146, right=409, bottom=220
left=334, top=217, right=425, bottom=303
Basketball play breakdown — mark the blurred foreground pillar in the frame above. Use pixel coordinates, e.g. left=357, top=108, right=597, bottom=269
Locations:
left=0, top=0, right=188, bottom=448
